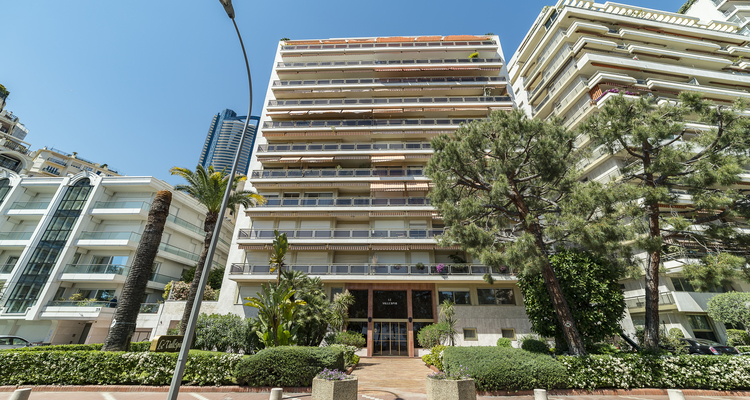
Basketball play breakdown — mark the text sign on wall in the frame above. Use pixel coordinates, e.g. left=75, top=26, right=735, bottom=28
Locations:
left=149, top=335, right=184, bottom=352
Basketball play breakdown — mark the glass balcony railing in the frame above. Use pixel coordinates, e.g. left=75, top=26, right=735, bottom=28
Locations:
left=167, top=214, right=205, bottom=236
left=260, top=197, right=431, bottom=208
left=263, top=117, right=481, bottom=129
left=258, top=142, right=431, bottom=153
left=0, top=263, right=15, bottom=273
left=62, top=264, right=129, bottom=275
left=0, top=232, right=33, bottom=240
left=78, top=231, right=142, bottom=241
left=273, top=76, right=507, bottom=87
left=250, top=168, right=424, bottom=179
left=46, top=300, right=110, bottom=308
left=238, top=228, right=444, bottom=240
left=92, top=201, right=151, bottom=211
left=276, top=58, right=504, bottom=69
left=9, top=201, right=50, bottom=210
left=230, top=263, right=506, bottom=276
left=149, top=271, right=182, bottom=285
left=158, top=243, right=199, bottom=262
left=139, top=303, right=160, bottom=313
left=281, top=40, right=496, bottom=52
left=625, top=292, right=676, bottom=309
left=268, top=96, right=511, bottom=108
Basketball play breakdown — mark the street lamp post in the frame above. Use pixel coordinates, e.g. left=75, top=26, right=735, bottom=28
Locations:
left=166, top=1, right=255, bottom=398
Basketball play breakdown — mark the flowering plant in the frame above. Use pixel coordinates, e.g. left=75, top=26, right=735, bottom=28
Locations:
left=316, top=368, right=353, bottom=381
left=436, top=263, right=445, bottom=273
left=428, top=365, right=471, bottom=380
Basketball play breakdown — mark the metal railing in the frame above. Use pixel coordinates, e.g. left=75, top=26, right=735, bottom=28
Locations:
left=260, top=197, right=431, bottom=208
left=276, top=58, right=504, bottom=68
left=251, top=168, right=424, bottom=179
left=281, top=40, right=496, bottom=52
left=9, top=201, right=50, bottom=210
left=238, top=228, right=444, bottom=240
left=0, top=232, right=33, bottom=240
left=230, top=263, right=507, bottom=276
left=46, top=300, right=111, bottom=308
left=273, top=76, right=507, bottom=87
left=0, top=139, right=30, bottom=155
left=624, top=292, right=675, bottom=309
left=166, top=214, right=205, bottom=236
left=63, top=264, right=129, bottom=275
left=139, top=303, right=160, bottom=313
left=263, top=117, right=481, bottom=129
left=258, top=142, right=431, bottom=153
left=93, top=201, right=151, bottom=210
left=268, top=96, right=511, bottom=108
left=47, top=157, right=68, bottom=167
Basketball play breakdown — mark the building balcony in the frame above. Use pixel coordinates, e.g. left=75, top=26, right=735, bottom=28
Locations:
left=40, top=300, right=115, bottom=320
left=0, top=263, right=15, bottom=274
left=7, top=201, right=50, bottom=217
left=280, top=39, right=497, bottom=54
left=262, top=117, right=482, bottom=132
left=250, top=167, right=425, bottom=180
left=257, top=142, right=431, bottom=154
left=0, top=231, right=33, bottom=248
left=59, top=264, right=179, bottom=289
left=237, top=228, right=444, bottom=243
left=91, top=201, right=150, bottom=218
left=266, top=96, right=512, bottom=111
left=275, top=57, right=504, bottom=71
left=250, top=196, right=431, bottom=210
left=76, top=231, right=141, bottom=249
left=272, top=76, right=506, bottom=91
left=229, top=263, right=508, bottom=280
left=624, top=292, right=676, bottom=310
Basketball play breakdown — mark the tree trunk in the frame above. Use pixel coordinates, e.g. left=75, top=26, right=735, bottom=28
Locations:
left=643, top=203, right=662, bottom=350
left=179, top=211, right=217, bottom=335
left=102, top=191, right=172, bottom=351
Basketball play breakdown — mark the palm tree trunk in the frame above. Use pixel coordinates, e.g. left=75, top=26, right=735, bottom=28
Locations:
left=179, top=212, right=218, bottom=335
left=103, top=191, right=172, bottom=351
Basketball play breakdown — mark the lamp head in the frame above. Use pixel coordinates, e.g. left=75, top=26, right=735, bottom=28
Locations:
left=218, top=0, right=235, bottom=18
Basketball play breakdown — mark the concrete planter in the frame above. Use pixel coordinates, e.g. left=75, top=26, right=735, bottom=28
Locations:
left=426, top=378, right=476, bottom=400
left=312, top=376, right=358, bottom=400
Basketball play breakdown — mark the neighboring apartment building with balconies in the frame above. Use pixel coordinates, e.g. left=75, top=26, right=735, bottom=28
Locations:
left=0, top=110, right=32, bottom=175
left=508, top=0, right=750, bottom=344
left=28, top=147, right=121, bottom=178
left=683, top=0, right=750, bottom=36
left=0, top=172, right=233, bottom=344
left=215, top=35, right=522, bottom=357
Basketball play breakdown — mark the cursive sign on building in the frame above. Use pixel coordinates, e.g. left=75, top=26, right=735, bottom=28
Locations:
left=149, top=335, right=185, bottom=352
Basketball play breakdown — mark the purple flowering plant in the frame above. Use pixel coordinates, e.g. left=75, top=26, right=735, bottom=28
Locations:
left=428, top=365, right=471, bottom=380
left=316, top=368, right=353, bottom=381
left=436, top=263, right=445, bottom=273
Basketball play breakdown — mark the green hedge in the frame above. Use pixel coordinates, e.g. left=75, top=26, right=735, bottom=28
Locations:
left=0, top=351, right=241, bottom=385
left=560, top=354, right=750, bottom=390
left=737, top=346, right=750, bottom=353
left=442, top=346, right=567, bottom=391
left=235, top=346, right=344, bottom=387
left=0, top=342, right=152, bottom=353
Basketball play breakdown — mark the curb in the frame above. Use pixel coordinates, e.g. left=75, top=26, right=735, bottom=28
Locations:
left=477, top=388, right=750, bottom=397
left=0, top=386, right=311, bottom=393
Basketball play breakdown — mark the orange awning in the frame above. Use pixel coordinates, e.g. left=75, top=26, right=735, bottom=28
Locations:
left=406, top=182, right=429, bottom=191
left=370, top=182, right=405, bottom=192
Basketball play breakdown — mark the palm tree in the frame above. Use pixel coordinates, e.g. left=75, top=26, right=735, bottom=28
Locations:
left=244, top=283, right=306, bottom=347
left=170, top=165, right=266, bottom=335
left=103, top=191, right=172, bottom=351
left=269, top=231, right=288, bottom=286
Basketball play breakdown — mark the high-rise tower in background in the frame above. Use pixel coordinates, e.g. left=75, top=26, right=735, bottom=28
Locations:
left=198, top=109, right=258, bottom=175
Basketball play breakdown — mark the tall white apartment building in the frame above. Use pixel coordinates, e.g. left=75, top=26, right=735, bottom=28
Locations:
left=684, top=0, right=750, bottom=36
left=0, top=172, right=233, bottom=344
left=508, top=0, right=750, bottom=344
left=220, top=35, right=524, bottom=357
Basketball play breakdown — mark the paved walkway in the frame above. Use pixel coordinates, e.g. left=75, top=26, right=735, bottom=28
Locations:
left=352, top=356, right=433, bottom=399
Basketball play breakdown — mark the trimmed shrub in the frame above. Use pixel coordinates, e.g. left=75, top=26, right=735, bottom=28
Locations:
left=422, top=345, right=447, bottom=370
left=234, top=346, right=344, bottom=387
left=0, top=351, right=241, bottom=385
left=496, top=338, right=512, bottom=348
left=737, top=345, right=750, bottom=353
left=329, top=344, right=358, bottom=367
left=442, top=346, right=568, bottom=391
left=560, top=353, right=750, bottom=390
left=417, top=322, right=449, bottom=348
left=668, top=328, right=685, bottom=338
left=129, top=342, right=151, bottom=352
left=333, top=330, right=366, bottom=348
left=726, top=329, right=750, bottom=346
left=521, top=338, right=549, bottom=354
left=0, top=343, right=104, bottom=352
left=194, top=313, right=254, bottom=353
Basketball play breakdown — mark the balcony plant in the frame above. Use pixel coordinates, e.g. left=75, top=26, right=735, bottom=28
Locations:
left=426, top=365, right=475, bottom=400
left=312, top=368, right=357, bottom=400
left=415, top=262, right=426, bottom=271
left=435, top=263, right=446, bottom=274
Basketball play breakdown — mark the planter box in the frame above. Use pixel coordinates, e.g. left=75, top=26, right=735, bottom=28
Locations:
left=426, top=378, right=476, bottom=400
left=312, top=376, right=358, bottom=400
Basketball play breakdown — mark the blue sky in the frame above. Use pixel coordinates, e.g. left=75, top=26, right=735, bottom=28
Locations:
left=2, top=0, right=685, bottom=186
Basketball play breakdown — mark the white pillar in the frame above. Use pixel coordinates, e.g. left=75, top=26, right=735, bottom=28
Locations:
left=534, top=389, right=548, bottom=400
left=269, top=387, right=283, bottom=400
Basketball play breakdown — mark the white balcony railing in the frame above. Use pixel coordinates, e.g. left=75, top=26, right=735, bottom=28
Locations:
left=250, top=168, right=424, bottom=179
left=238, top=228, right=444, bottom=240
left=273, top=76, right=507, bottom=88
left=258, top=142, right=431, bottom=153
left=230, top=263, right=510, bottom=276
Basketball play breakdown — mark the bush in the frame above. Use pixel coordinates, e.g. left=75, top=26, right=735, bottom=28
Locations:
left=128, top=342, right=151, bottom=352
left=417, top=322, right=449, bottom=348
left=234, top=346, right=344, bottom=387
left=329, top=344, right=358, bottom=367
left=588, top=343, right=620, bottom=355
left=521, top=338, right=549, bottom=354
left=332, top=330, right=366, bottom=349
left=668, top=328, right=685, bottom=338
left=727, top=329, right=750, bottom=346
left=0, top=351, right=241, bottom=385
left=422, top=344, right=447, bottom=370
left=165, top=281, right=217, bottom=301
left=560, top=353, right=750, bottom=390
left=0, top=343, right=104, bottom=352
left=496, top=338, right=512, bottom=348
left=194, top=313, right=254, bottom=353
left=737, top=345, right=750, bottom=353
left=442, top=346, right=568, bottom=391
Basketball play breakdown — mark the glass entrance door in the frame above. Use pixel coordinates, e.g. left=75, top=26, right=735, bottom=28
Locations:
left=373, top=321, right=408, bottom=356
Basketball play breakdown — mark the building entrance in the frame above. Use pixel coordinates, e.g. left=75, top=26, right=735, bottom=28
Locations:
left=373, top=321, right=408, bottom=356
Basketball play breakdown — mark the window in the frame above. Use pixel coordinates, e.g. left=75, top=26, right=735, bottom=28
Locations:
left=77, top=289, right=116, bottom=301
left=477, top=288, right=516, bottom=305
left=543, top=9, right=558, bottom=30
left=688, top=314, right=718, bottom=341
left=70, top=253, right=83, bottom=265
left=672, top=277, right=695, bottom=292
left=348, top=290, right=369, bottom=318
left=412, top=290, right=434, bottom=319
left=463, top=328, right=478, bottom=341
left=501, top=329, right=515, bottom=339
left=438, top=290, right=470, bottom=305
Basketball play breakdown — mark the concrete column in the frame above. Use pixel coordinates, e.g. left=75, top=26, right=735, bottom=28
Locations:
left=9, top=388, right=31, bottom=400
left=269, top=388, right=283, bottom=400
left=534, top=389, right=547, bottom=400
left=667, top=389, right=685, bottom=400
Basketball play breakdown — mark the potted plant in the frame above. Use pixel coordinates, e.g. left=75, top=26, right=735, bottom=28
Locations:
left=312, top=369, right=358, bottom=400
left=426, top=366, right=475, bottom=400
left=415, top=262, right=425, bottom=271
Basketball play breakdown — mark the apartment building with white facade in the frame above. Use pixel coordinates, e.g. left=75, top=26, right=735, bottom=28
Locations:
left=28, top=147, right=121, bottom=178
left=218, top=35, right=524, bottom=357
left=0, top=110, right=32, bottom=175
left=0, top=171, right=233, bottom=344
left=684, top=0, right=750, bottom=36
left=508, top=0, right=750, bottom=344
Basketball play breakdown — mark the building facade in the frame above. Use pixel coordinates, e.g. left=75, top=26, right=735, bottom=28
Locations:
left=198, top=109, right=258, bottom=176
left=508, top=0, right=750, bottom=344
left=27, top=147, right=121, bottom=178
left=0, top=110, right=32, bottom=175
left=218, top=35, right=522, bottom=357
left=0, top=172, right=233, bottom=344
